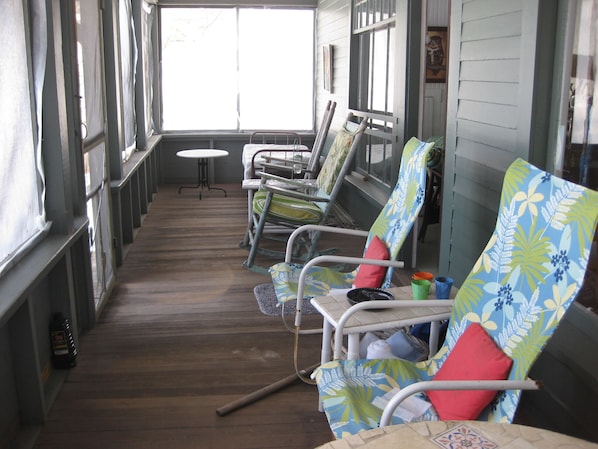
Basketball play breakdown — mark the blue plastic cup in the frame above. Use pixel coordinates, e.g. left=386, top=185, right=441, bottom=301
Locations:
left=435, top=276, right=454, bottom=299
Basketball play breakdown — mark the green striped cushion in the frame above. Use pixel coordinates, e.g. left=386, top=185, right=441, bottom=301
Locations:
left=253, top=190, right=323, bottom=224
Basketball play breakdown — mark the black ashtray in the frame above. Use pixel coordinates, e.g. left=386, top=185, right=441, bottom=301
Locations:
left=346, top=288, right=394, bottom=306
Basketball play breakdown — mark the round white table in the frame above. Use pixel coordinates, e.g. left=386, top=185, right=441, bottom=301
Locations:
left=315, top=421, right=598, bottom=449
left=176, top=149, right=228, bottom=200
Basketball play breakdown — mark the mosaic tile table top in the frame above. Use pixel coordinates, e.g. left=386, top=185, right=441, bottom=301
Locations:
left=315, top=421, right=598, bottom=449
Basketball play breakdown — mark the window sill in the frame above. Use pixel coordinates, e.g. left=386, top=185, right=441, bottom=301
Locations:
left=0, top=216, right=89, bottom=328
left=111, top=135, right=162, bottom=190
left=160, top=131, right=316, bottom=142
left=345, top=172, right=390, bottom=207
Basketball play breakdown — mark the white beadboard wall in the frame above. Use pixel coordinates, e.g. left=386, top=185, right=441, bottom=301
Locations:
left=316, top=0, right=352, bottom=131
left=427, top=0, right=449, bottom=26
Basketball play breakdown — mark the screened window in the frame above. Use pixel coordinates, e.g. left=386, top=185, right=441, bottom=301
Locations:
left=351, top=0, right=396, bottom=187
left=76, top=0, right=115, bottom=306
left=562, top=0, right=598, bottom=190
left=160, top=7, right=314, bottom=131
left=557, top=0, right=598, bottom=313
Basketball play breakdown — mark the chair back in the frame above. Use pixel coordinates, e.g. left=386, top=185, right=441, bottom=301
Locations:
left=437, top=158, right=598, bottom=422
left=305, top=100, right=336, bottom=178
left=366, top=137, right=434, bottom=287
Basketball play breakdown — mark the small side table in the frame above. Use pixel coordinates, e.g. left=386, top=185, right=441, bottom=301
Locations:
left=176, top=149, right=228, bottom=200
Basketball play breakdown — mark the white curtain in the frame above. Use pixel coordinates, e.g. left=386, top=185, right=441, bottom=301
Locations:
left=0, top=0, right=49, bottom=275
left=78, top=0, right=104, bottom=143
left=77, top=0, right=115, bottom=307
left=120, top=0, right=137, bottom=159
left=86, top=142, right=113, bottom=302
left=142, top=1, right=155, bottom=138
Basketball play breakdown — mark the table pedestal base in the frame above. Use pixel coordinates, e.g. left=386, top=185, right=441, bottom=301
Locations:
left=178, top=158, right=227, bottom=200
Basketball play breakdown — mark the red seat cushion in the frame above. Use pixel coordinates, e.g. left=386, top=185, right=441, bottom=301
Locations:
left=427, top=323, right=513, bottom=420
left=353, top=236, right=389, bottom=288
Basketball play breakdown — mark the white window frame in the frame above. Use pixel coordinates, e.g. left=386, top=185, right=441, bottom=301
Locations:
left=350, top=0, right=397, bottom=189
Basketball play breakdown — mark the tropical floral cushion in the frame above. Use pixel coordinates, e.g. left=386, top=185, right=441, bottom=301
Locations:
left=269, top=137, right=432, bottom=304
left=353, top=235, right=389, bottom=288
left=315, top=158, right=598, bottom=439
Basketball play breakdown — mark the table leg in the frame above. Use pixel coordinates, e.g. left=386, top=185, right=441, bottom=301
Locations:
left=429, top=321, right=442, bottom=357
left=347, top=334, right=360, bottom=360
left=200, top=158, right=227, bottom=199
left=178, top=158, right=204, bottom=196
left=321, top=319, right=333, bottom=365
left=178, top=158, right=228, bottom=200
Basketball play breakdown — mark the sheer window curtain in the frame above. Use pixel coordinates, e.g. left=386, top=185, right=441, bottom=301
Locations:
left=120, top=0, right=137, bottom=160
left=141, top=0, right=155, bottom=139
left=77, top=0, right=115, bottom=307
left=78, top=0, right=104, bottom=143
left=0, top=0, right=50, bottom=276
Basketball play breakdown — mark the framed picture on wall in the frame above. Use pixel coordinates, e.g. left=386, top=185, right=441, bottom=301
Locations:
left=426, top=27, right=448, bottom=83
left=323, top=44, right=333, bottom=92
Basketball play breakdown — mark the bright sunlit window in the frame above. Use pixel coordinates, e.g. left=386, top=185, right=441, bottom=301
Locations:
left=160, top=7, right=315, bottom=132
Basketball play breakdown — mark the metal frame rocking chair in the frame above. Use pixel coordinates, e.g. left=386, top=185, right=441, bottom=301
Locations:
left=242, top=114, right=367, bottom=274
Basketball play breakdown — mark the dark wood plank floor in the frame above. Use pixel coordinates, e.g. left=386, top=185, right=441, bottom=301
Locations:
left=34, top=183, right=378, bottom=449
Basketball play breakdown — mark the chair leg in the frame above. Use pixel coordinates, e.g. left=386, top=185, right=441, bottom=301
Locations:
left=305, top=229, right=322, bottom=260
left=243, top=191, right=273, bottom=269
left=240, top=219, right=252, bottom=249
left=240, top=190, right=255, bottom=248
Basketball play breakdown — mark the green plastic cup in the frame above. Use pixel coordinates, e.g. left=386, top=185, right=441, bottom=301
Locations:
left=411, top=279, right=431, bottom=300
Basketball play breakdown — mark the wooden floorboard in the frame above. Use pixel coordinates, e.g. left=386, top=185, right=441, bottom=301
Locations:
left=34, top=183, right=380, bottom=449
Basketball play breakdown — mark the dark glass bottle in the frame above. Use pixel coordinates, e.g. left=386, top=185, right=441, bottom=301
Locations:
left=49, top=313, right=77, bottom=369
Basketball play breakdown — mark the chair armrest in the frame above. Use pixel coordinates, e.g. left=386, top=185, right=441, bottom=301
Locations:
left=284, top=224, right=370, bottom=262
left=294, top=254, right=407, bottom=328
left=261, top=161, right=296, bottom=171
left=260, top=161, right=312, bottom=177
left=260, top=162, right=298, bottom=175
left=257, top=172, right=315, bottom=189
left=261, top=161, right=314, bottom=178
left=261, top=152, right=310, bottom=165
left=259, top=172, right=318, bottom=194
left=250, top=147, right=306, bottom=177
left=244, top=174, right=316, bottom=193
left=379, top=379, right=540, bottom=427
